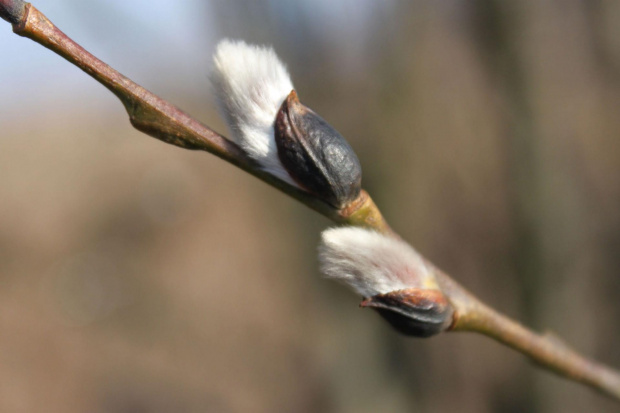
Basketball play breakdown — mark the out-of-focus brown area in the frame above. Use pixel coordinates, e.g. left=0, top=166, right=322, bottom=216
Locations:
left=1, top=0, right=619, bottom=412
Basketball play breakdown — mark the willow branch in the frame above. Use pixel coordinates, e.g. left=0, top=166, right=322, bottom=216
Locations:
left=2, top=1, right=619, bottom=401
left=455, top=297, right=620, bottom=400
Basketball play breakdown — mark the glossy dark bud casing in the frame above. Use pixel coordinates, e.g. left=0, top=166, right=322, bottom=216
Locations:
left=274, top=90, right=362, bottom=209
left=361, top=288, right=454, bottom=338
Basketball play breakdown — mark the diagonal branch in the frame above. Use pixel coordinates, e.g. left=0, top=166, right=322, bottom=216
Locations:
left=2, top=1, right=619, bottom=401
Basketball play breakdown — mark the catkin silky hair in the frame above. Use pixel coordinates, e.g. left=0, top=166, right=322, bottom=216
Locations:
left=319, top=227, right=439, bottom=297
left=211, top=39, right=296, bottom=185
left=211, top=40, right=361, bottom=208
left=319, top=227, right=453, bottom=337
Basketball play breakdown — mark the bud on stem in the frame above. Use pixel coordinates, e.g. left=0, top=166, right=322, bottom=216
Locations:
left=361, top=288, right=453, bottom=337
left=275, top=91, right=362, bottom=209
left=319, top=227, right=454, bottom=337
left=211, top=40, right=362, bottom=209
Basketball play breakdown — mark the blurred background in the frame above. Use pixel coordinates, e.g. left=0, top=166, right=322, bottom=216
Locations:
left=1, top=0, right=620, bottom=412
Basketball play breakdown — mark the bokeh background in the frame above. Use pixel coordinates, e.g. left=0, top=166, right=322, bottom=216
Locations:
left=1, top=0, right=620, bottom=412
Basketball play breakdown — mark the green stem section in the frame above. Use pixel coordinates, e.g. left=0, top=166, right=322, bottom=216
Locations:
left=454, top=299, right=620, bottom=400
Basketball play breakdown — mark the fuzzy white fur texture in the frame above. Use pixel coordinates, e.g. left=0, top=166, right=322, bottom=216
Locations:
left=210, top=39, right=296, bottom=185
left=319, top=227, right=439, bottom=298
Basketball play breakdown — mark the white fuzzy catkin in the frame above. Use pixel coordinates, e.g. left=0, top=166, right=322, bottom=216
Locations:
left=319, top=227, right=439, bottom=298
left=210, top=39, right=296, bottom=185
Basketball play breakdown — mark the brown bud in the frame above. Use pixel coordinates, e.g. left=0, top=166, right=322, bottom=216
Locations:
left=274, top=90, right=362, bottom=209
left=361, top=288, right=454, bottom=338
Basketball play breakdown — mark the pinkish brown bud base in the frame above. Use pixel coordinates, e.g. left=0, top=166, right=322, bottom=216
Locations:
left=361, top=288, right=454, bottom=338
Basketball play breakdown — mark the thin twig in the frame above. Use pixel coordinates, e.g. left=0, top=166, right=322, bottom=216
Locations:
left=2, top=1, right=619, bottom=401
left=459, top=300, right=620, bottom=400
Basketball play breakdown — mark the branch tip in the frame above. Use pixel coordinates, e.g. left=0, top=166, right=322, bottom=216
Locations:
left=0, top=0, right=27, bottom=25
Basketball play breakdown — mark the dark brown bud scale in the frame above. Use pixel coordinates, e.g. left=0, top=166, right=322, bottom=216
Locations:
left=274, top=90, right=362, bottom=209
left=361, top=288, right=454, bottom=338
